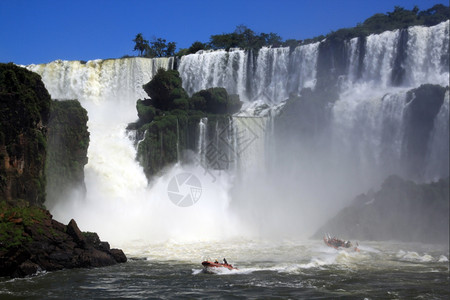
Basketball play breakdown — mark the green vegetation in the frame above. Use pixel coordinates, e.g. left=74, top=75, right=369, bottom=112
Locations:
left=132, top=33, right=148, bottom=57
left=209, top=25, right=283, bottom=51
left=191, top=88, right=242, bottom=114
left=130, top=68, right=242, bottom=178
left=143, top=69, right=189, bottom=111
left=0, top=201, right=47, bottom=251
left=132, top=4, right=448, bottom=58
left=132, top=33, right=177, bottom=58
left=323, top=4, right=450, bottom=42
left=46, top=100, right=89, bottom=206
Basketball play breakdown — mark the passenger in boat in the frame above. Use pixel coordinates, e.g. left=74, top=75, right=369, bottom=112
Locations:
left=223, top=258, right=228, bottom=265
left=214, top=259, right=219, bottom=264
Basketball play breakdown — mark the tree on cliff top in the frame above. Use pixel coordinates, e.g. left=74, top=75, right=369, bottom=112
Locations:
left=133, top=33, right=149, bottom=57
left=132, top=34, right=177, bottom=58
left=146, top=37, right=177, bottom=57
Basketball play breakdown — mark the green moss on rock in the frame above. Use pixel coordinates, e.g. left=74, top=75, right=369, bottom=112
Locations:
left=46, top=100, right=89, bottom=207
left=142, top=69, right=189, bottom=111
left=0, top=63, right=51, bottom=206
left=191, top=87, right=242, bottom=114
left=132, top=69, right=242, bottom=178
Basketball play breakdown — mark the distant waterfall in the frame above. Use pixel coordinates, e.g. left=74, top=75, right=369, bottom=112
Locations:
left=27, top=57, right=175, bottom=107
left=343, top=20, right=449, bottom=91
left=179, top=44, right=320, bottom=103
left=178, top=49, right=249, bottom=98
left=179, top=21, right=449, bottom=104
left=404, top=21, right=449, bottom=87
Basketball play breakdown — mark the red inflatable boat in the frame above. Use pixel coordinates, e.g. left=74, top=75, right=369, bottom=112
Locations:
left=201, top=261, right=237, bottom=270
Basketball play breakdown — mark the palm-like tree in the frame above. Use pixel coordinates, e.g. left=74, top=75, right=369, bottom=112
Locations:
left=133, top=33, right=149, bottom=57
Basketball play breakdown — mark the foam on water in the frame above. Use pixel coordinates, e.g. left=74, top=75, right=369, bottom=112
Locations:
left=396, top=250, right=436, bottom=263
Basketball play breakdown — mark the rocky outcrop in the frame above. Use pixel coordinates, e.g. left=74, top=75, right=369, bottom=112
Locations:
left=191, top=87, right=242, bottom=114
left=0, top=205, right=126, bottom=278
left=0, top=63, right=51, bottom=206
left=313, top=175, right=449, bottom=244
left=130, top=68, right=242, bottom=178
left=402, top=84, right=447, bottom=180
left=0, top=64, right=126, bottom=278
left=46, top=100, right=89, bottom=207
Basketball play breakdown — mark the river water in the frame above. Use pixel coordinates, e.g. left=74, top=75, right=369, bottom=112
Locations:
left=1, top=240, right=448, bottom=299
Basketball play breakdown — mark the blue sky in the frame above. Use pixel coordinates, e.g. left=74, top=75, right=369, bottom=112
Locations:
left=0, top=0, right=447, bottom=65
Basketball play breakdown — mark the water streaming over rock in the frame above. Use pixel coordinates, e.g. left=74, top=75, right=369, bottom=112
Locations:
left=27, top=57, right=241, bottom=246
left=25, top=21, right=449, bottom=245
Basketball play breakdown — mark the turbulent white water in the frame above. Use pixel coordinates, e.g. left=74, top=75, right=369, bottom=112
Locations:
left=25, top=21, right=449, bottom=251
left=27, top=58, right=244, bottom=249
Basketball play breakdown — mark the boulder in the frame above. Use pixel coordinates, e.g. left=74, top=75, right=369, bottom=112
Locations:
left=110, top=249, right=127, bottom=263
left=66, top=219, right=86, bottom=248
left=0, top=206, right=127, bottom=278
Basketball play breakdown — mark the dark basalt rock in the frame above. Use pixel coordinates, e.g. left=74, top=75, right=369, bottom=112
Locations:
left=0, top=63, right=126, bottom=278
left=45, top=100, right=89, bottom=208
left=66, top=219, right=87, bottom=248
left=313, top=175, right=449, bottom=244
left=0, top=207, right=127, bottom=278
left=0, top=63, right=51, bottom=206
left=110, top=248, right=127, bottom=263
left=402, top=84, right=447, bottom=180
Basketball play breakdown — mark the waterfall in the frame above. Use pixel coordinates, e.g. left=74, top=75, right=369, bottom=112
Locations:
left=178, top=49, right=248, bottom=98
left=404, top=21, right=450, bottom=87
left=27, top=57, right=241, bottom=247
left=360, top=29, right=399, bottom=88
left=179, top=44, right=320, bottom=104
left=425, top=90, right=450, bottom=180
left=27, top=57, right=175, bottom=203
left=330, top=90, right=409, bottom=188
left=24, top=20, right=449, bottom=242
left=342, top=21, right=449, bottom=93
left=233, top=116, right=269, bottom=176
left=197, top=117, right=208, bottom=166
left=179, top=21, right=449, bottom=104
left=27, top=57, right=175, bottom=107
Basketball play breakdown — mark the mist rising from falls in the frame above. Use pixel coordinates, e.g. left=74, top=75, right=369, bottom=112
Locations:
left=27, top=58, right=244, bottom=248
left=178, top=21, right=449, bottom=238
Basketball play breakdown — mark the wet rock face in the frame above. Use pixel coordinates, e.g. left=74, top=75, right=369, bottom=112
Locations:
left=45, top=100, right=89, bottom=207
left=0, top=207, right=127, bottom=278
left=402, top=84, right=447, bottom=179
left=313, top=176, right=449, bottom=244
left=0, top=63, right=51, bottom=206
